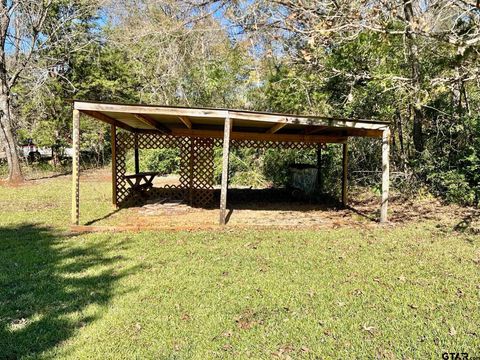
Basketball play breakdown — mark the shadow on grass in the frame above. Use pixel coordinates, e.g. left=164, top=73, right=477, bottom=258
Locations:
left=0, top=224, right=137, bottom=359
left=85, top=208, right=121, bottom=226
left=454, top=210, right=480, bottom=234
left=345, top=204, right=377, bottom=222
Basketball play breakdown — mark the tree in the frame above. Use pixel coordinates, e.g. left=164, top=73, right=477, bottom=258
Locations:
left=186, top=0, right=480, bottom=203
left=0, top=0, right=100, bottom=183
left=104, top=0, right=252, bottom=108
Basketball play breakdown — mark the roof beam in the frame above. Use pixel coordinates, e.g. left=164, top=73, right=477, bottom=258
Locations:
left=74, top=101, right=228, bottom=120
left=178, top=116, right=192, bottom=129
left=80, top=110, right=135, bottom=132
left=134, top=114, right=171, bottom=134
left=228, top=111, right=389, bottom=131
left=170, top=128, right=347, bottom=144
left=266, top=122, right=287, bottom=134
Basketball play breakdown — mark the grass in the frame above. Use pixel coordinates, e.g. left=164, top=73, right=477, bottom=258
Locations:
left=0, top=171, right=479, bottom=359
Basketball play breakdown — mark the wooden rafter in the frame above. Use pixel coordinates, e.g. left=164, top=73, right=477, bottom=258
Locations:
left=134, top=114, right=171, bottom=134
left=305, top=126, right=328, bottom=135
left=81, top=110, right=136, bottom=132
left=178, top=116, right=192, bottom=129
left=266, top=122, right=287, bottom=134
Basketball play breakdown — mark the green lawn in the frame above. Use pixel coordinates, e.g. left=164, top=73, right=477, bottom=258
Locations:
left=0, top=173, right=479, bottom=359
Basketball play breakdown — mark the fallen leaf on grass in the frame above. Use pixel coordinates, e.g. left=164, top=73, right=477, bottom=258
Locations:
left=237, top=320, right=255, bottom=329
left=377, top=348, right=397, bottom=360
left=235, top=310, right=260, bottom=330
left=300, top=346, right=310, bottom=353
left=362, top=323, right=376, bottom=336
left=10, top=318, right=27, bottom=330
left=222, top=344, right=233, bottom=351
left=77, top=321, right=86, bottom=328
left=272, top=344, right=294, bottom=359
left=449, top=326, right=457, bottom=336
left=352, top=289, right=363, bottom=296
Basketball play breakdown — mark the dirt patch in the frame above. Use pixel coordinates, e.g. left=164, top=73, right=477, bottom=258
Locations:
left=85, top=189, right=477, bottom=231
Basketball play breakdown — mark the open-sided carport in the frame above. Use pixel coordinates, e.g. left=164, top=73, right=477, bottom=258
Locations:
left=70, top=100, right=391, bottom=226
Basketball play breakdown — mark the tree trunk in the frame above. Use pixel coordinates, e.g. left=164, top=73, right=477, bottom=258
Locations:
left=0, top=92, right=23, bottom=183
left=404, top=0, right=424, bottom=153
left=0, top=2, right=23, bottom=183
left=412, top=107, right=423, bottom=153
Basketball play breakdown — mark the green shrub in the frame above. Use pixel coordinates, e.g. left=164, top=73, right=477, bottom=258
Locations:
left=263, top=148, right=316, bottom=186
left=427, top=170, right=476, bottom=206
left=126, top=148, right=180, bottom=175
left=230, top=169, right=269, bottom=188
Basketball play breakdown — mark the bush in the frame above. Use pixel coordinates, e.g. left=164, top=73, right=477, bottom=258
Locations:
left=143, top=149, right=180, bottom=174
left=230, top=169, right=269, bottom=188
left=214, top=147, right=268, bottom=188
left=263, top=148, right=317, bottom=186
left=126, top=148, right=180, bottom=175
left=427, top=170, right=476, bottom=206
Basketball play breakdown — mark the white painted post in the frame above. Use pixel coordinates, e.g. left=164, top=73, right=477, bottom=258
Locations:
left=71, top=109, right=80, bottom=225
left=380, top=128, right=390, bottom=223
left=219, top=115, right=232, bottom=225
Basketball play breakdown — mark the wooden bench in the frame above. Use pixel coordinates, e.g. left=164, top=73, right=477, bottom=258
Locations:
left=124, top=172, right=158, bottom=197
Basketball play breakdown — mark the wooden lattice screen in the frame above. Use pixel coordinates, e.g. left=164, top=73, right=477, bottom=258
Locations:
left=114, top=130, right=321, bottom=208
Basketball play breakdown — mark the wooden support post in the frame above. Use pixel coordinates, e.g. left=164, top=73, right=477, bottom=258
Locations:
left=380, top=128, right=390, bottom=223
left=134, top=133, right=140, bottom=174
left=219, top=115, right=232, bottom=225
left=71, top=109, right=80, bottom=225
left=111, top=124, right=117, bottom=206
left=341, top=142, right=348, bottom=206
left=316, top=144, right=323, bottom=193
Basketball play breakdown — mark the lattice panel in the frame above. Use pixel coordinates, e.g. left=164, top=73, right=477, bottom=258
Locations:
left=138, top=133, right=185, bottom=150
left=114, top=131, right=133, bottom=206
left=114, top=132, right=216, bottom=207
left=231, top=139, right=319, bottom=150
left=189, top=138, right=215, bottom=207
left=113, top=131, right=323, bottom=208
left=178, top=138, right=191, bottom=198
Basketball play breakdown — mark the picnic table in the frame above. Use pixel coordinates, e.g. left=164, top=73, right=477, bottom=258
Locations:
left=124, top=172, right=158, bottom=196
